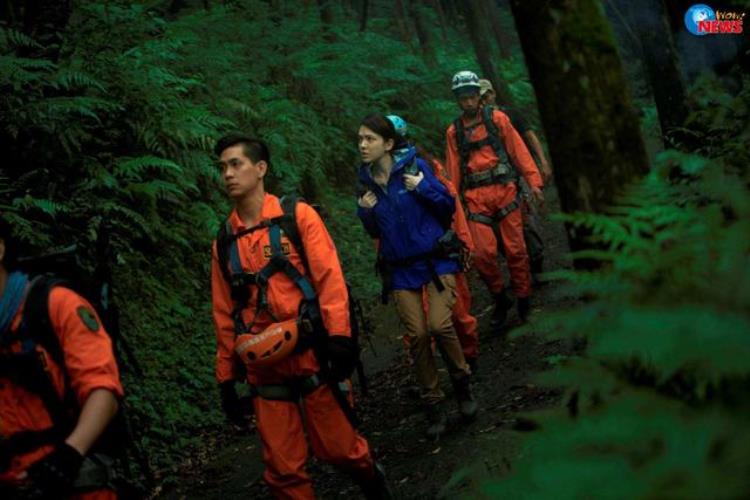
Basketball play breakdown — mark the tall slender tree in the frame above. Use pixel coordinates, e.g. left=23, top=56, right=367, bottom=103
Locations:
left=460, top=0, right=514, bottom=104
left=508, top=0, right=650, bottom=261
left=615, top=0, right=688, bottom=142
left=484, top=0, right=512, bottom=59
left=409, top=0, right=437, bottom=67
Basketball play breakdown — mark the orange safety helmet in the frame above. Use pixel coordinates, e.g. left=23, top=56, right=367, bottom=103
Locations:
left=234, top=318, right=299, bottom=367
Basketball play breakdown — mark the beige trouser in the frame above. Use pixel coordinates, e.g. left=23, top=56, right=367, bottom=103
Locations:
left=393, top=274, right=470, bottom=404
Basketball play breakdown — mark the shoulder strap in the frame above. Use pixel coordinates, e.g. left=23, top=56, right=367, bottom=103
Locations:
left=482, top=105, right=510, bottom=164
left=216, top=220, right=234, bottom=284
left=278, top=195, right=307, bottom=272
left=453, top=118, right=470, bottom=188
left=15, top=275, right=76, bottom=430
left=21, top=275, right=66, bottom=367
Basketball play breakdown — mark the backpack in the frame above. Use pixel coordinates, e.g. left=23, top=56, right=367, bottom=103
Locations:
left=215, top=195, right=369, bottom=393
left=0, top=237, right=151, bottom=495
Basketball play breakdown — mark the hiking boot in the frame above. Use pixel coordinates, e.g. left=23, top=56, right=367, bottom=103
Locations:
left=466, top=356, right=478, bottom=377
left=518, top=296, right=531, bottom=322
left=425, top=403, right=447, bottom=439
left=359, top=462, right=395, bottom=500
left=453, top=376, right=478, bottom=422
left=490, top=291, right=514, bottom=330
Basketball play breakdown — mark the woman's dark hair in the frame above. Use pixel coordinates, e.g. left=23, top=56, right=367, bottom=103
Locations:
left=360, top=113, right=408, bottom=151
left=214, top=134, right=271, bottom=169
left=0, top=216, right=18, bottom=270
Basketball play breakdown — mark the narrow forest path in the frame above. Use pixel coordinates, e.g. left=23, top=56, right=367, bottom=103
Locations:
left=155, top=186, right=575, bottom=500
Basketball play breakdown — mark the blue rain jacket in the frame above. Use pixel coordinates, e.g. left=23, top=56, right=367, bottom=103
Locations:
left=357, top=146, right=459, bottom=290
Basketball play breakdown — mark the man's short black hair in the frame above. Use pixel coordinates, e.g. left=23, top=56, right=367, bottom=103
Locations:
left=0, top=215, right=18, bottom=270
left=214, top=134, right=271, bottom=167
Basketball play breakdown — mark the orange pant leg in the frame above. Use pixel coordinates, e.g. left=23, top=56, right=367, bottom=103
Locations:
left=468, top=219, right=505, bottom=294
left=499, top=209, right=532, bottom=298
left=253, top=397, right=313, bottom=500
left=452, top=272, right=478, bottom=359
left=303, top=385, right=374, bottom=483
left=71, top=489, right=116, bottom=500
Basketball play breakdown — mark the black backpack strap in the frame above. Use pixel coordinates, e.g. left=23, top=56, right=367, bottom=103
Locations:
left=215, top=219, right=234, bottom=285
left=278, top=195, right=308, bottom=273
left=14, top=275, right=77, bottom=432
left=453, top=117, right=470, bottom=190
left=482, top=105, right=510, bottom=166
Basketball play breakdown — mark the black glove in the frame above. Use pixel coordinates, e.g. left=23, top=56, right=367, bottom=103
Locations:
left=327, top=335, right=358, bottom=382
left=21, top=442, right=83, bottom=499
left=219, top=381, right=250, bottom=427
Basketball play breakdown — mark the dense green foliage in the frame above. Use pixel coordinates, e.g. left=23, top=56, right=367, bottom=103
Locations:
left=1, top=0, right=534, bottom=477
left=483, top=75, right=750, bottom=498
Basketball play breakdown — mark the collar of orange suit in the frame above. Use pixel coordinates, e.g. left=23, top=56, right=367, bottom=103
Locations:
left=0, top=271, right=28, bottom=336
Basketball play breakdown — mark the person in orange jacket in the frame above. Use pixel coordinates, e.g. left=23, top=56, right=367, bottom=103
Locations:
left=445, top=71, right=544, bottom=327
left=479, top=78, right=549, bottom=281
left=0, top=217, right=123, bottom=499
left=211, top=135, right=391, bottom=500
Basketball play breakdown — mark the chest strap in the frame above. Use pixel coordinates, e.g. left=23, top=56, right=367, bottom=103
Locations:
left=253, top=374, right=349, bottom=402
left=464, top=162, right=517, bottom=190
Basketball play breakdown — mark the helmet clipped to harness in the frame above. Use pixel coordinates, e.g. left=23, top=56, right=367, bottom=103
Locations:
left=451, top=70, right=481, bottom=96
left=234, top=318, right=299, bottom=367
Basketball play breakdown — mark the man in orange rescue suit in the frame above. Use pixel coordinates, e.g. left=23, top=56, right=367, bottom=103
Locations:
left=445, top=71, right=544, bottom=328
left=211, top=135, right=391, bottom=499
left=0, top=217, right=123, bottom=499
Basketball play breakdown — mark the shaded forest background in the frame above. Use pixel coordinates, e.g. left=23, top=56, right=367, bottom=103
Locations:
left=1, top=0, right=749, bottom=496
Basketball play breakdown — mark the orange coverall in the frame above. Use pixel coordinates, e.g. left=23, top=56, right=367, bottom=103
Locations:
left=0, top=286, right=123, bottom=499
left=212, top=193, right=375, bottom=499
left=445, top=110, right=543, bottom=298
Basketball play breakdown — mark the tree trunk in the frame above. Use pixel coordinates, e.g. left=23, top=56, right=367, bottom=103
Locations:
left=359, top=0, right=369, bottom=31
left=441, top=0, right=460, bottom=28
left=627, top=0, right=688, bottom=142
left=393, top=0, right=414, bottom=49
left=316, top=0, right=336, bottom=42
left=508, top=0, right=650, bottom=263
left=430, top=0, right=448, bottom=41
left=460, top=0, right=514, bottom=105
left=409, top=0, right=437, bottom=67
left=484, top=0, right=512, bottom=59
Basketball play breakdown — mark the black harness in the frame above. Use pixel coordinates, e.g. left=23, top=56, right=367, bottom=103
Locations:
left=453, top=105, right=522, bottom=246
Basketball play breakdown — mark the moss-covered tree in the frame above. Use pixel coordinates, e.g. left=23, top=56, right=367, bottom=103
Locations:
left=509, top=0, right=650, bottom=260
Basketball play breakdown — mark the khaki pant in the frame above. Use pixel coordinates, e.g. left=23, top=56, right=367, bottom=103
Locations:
left=393, top=274, right=470, bottom=404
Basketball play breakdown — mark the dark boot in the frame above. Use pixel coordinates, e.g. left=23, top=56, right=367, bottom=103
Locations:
left=359, top=462, right=394, bottom=500
left=518, top=296, right=531, bottom=322
left=425, top=402, right=447, bottom=439
left=466, top=356, right=478, bottom=377
left=490, top=291, right=514, bottom=330
left=453, top=376, right=478, bottom=422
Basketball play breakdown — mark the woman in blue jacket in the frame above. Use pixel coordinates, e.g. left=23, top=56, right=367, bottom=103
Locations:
left=356, top=113, right=477, bottom=438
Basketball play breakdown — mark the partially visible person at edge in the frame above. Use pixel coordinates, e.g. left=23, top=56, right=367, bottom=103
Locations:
left=478, top=79, right=553, bottom=183
left=445, top=71, right=544, bottom=328
left=356, top=114, right=477, bottom=439
left=385, top=114, right=481, bottom=375
left=479, top=78, right=549, bottom=280
left=210, top=135, right=391, bottom=499
left=0, top=216, right=123, bottom=499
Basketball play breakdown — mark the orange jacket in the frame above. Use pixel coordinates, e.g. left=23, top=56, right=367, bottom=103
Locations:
left=429, top=157, right=475, bottom=253
left=212, top=193, right=350, bottom=385
left=445, top=109, right=543, bottom=216
left=0, top=286, right=123, bottom=483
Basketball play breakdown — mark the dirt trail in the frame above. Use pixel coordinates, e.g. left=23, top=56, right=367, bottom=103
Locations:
left=156, top=187, right=574, bottom=500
